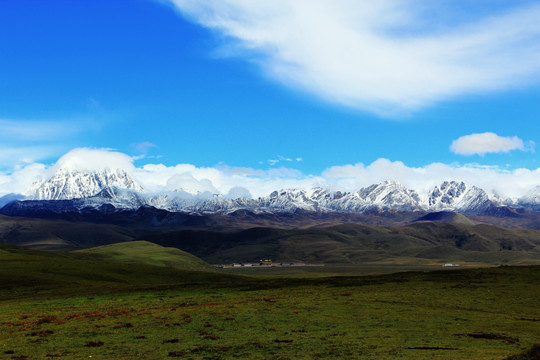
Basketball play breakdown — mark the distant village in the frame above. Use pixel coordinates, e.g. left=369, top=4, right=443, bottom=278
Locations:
left=214, top=259, right=324, bottom=268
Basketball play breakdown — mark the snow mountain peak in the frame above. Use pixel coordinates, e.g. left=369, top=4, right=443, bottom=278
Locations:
left=33, top=168, right=144, bottom=200
left=427, top=181, right=490, bottom=213
left=356, top=180, right=421, bottom=210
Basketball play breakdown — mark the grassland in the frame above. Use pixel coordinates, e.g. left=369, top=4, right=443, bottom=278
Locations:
left=0, top=243, right=539, bottom=359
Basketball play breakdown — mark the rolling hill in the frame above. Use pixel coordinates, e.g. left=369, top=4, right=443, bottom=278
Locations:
left=74, top=240, right=214, bottom=272
left=0, top=243, right=233, bottom=300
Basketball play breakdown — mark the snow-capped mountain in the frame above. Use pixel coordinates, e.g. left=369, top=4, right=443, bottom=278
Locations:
left=355, top=180, right=422, bottom=211
left=81, top=186, right=147, bottom=209
left=258, top=189, right=321, bottom=212
left=33, top=168, right=144, bottom=200
left=23, top=177, right=501, bottom=215
left=148, top=193, right=257, bottom=215
left=426, top=181, right=494, bottom=214
left=517, top=186, right=540, bottom=211
left=3, top=167, right=537, bottom=216
left=304, top=181, right=423, bottom=213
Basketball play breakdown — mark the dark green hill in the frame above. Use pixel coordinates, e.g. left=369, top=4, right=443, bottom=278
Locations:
left=74, top=241, right=214, bottom=272
left=0, top=243, right=236, bottom=300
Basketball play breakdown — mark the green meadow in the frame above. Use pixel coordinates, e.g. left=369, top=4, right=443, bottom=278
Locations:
left=0, top=243, right=539, bottom=359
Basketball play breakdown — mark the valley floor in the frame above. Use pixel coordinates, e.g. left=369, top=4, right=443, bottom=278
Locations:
left=216, top=263, right=486, bottom=277
left=1, top=266, right=539, bottom=359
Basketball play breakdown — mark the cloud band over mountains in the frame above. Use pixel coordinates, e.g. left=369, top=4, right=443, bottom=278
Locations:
left=1, top=148, right=540, bottom=200
left=165, top=0, right=540, bottom=116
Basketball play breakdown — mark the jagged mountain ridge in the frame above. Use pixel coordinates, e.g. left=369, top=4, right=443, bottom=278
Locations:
left=1, top=167, right=536, bottom=215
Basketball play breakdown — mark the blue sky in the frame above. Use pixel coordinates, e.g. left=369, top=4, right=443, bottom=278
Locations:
left=1, top=0, right=540, bottom=196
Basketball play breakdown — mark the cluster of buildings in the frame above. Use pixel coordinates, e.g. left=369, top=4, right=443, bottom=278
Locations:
left=215, top=259, right=323, bottom=268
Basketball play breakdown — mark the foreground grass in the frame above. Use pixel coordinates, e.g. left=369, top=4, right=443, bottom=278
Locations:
left=0, top=246, right=538, bottom=359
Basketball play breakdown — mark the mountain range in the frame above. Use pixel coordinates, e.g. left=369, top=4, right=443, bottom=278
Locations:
left=1, top=166, right=540, bottom=217
left=1, top=167, right=540, bottom=266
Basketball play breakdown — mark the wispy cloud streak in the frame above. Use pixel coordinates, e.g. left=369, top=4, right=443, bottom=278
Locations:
left=0, top=120, right=85, bottom=141
left=165, top=0, right=540, bottom=116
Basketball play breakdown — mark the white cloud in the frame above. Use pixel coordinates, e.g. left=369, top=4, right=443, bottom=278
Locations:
left=52, top=148, right=136, bottom=173
left=166, top=173, right=219, bottom=194
left=224, top=186, right=252, bottom=199
left=450, top=132, right=533, bottom=156
left=134, top=162, right=314, bottom=198
left=3, top=148, right=540, bottom=199
left=164, top=0, right=540, bottom=115
left=0, top=163, right=47, bottom=196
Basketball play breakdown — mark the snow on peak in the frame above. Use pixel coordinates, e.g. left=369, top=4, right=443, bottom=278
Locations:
left=427, top=181, right=491, bottom=213
left=520, top=185, right=540, bottom=202
left=517, top=185, right=540, bottom=210
left=356, top=180, right=421, bottom=210
left=261, top=188, right=319, bottom=212
left=33, top=168, right=144, bottom=200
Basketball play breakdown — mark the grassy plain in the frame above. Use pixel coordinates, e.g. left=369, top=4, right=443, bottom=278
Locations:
left=0, top=244, right=538, bottom=359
